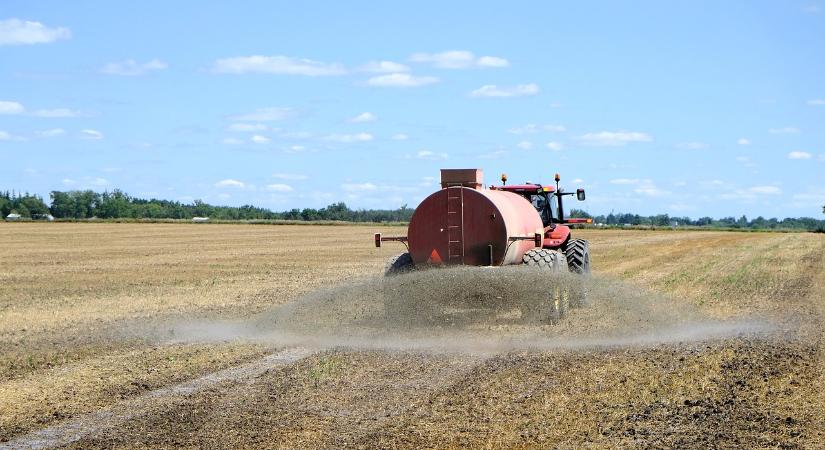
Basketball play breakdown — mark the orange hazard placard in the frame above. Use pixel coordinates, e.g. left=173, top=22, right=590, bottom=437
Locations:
left=427, top=249, right=442, bottom=264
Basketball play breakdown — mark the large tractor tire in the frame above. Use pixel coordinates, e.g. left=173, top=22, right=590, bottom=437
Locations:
left=522, top=248, right=568, bottom=272
left=563, top=239, right=591, bottom=275
left=563, top=239, right=591, bottom=307
left=522, top=249, right=570, bottom=324
left=384, top=252, right=414, bottom=276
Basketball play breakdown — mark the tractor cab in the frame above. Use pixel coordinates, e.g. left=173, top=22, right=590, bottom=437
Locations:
left=491, top=173, right=589, bottom=228
left=493, top=183, right=556, bottom=226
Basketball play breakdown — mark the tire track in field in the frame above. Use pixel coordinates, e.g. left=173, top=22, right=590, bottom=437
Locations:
left=0, top=347, right=314, bottom=450
left=67, top=351, right=493, bottom=448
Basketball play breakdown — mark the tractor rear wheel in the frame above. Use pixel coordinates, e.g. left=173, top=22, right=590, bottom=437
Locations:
left=384, top=252, right=414, bottom=276
left=522, top=248, right=568, bottom=272
left=563, top=239, right=591, bottom=275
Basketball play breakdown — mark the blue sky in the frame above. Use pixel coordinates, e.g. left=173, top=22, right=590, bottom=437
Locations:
left=1, top=1, right=823, bottom=218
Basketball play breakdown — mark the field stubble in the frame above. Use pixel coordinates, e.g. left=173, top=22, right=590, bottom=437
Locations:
left=0, top=224, right=823, bottom=448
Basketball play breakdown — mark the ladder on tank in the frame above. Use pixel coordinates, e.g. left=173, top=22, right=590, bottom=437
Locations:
left=446, top=184, right=465, bottom=264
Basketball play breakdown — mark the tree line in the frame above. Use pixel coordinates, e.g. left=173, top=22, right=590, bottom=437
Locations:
left=1, top=189, right=823, bottom=230
left=567, top=209, right=825, bottom=231
left=1, top=190, right=414, bottom=222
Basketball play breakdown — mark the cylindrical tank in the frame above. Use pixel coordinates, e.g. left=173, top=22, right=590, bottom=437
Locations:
left=408, top=187, right=544, bottom=266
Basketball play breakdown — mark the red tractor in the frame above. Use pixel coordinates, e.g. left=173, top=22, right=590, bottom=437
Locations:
left=375, top=168, right=592, bottom=275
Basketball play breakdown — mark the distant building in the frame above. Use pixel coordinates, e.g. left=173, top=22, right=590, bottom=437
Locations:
left=32, top=214, right=55, bottom=222
left=5, top=213, right=22, bottom=221
left=192, top=217, right=210, bottom=223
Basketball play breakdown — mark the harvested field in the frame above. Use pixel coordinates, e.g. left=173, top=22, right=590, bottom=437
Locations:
left=0, top=223, right=823, bottom=448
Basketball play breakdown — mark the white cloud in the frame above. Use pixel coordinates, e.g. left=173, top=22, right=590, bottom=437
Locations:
left=280, top=131, right=312, bottom=139
left=266, top=183, right=293, bottom=192
left=718, top=184, right=782, bottom=201
left=803, top=4, right=820, bottom=13
left=37, top=128, right=64, bottom=137
left=737, top=138, right=751, bottom=145
left=391, top=133, right=409, bottom=140
left=610, top=178, right=640, bottom=185
left=273, top=173, right=308, bottom=181
left=748, top=186, right=781, bottom=195
left=409, top=51, right=509, bottom=69
left=212, top=55, right=346, bottom=76
left=228, top=107, right=293, bottom=122
left=342, top=182, right=378, bottom=192
left=323, top=133, right=373, bottom=143
left=89, top=177, right=109, bottom=187
left=410, top=50, right=474, bottom=68
left=359, top=60, right=410, bottom=73
left=788, top=151, right=812, bottom=160
left=790, top=190, right=825, bottom=208
left=577, top=131, right=653, bottom=147
left=215, top=179, right=246, bottom=188
left=476, top=56, right=510, bottom=67
left=222, top=137, right=244, bottom=145
left=634, top=181, right=668, bottom=197
left=413, top=150, right=448, bottom=160
left=251, top=135, right=270, bottom=144
left=571, top=178, right=584, bottom=184
left=32, top=108, right=83, bottom=118
left=0, top=19, right=71, bottom=46
left=516, top=141, right=533, bottom=150
left=0, top=101, right=83, bottom=118
left=227, top=123, right=268, bottom=132
left=676, top=142, right=707, bottom=150
left=507, top=124, right=565, bottom=134
left=101, top=59, right=167, bottom=76
left=668, top=203, right=697, bottom=212
left=347, top=112, right=377, bottom=123
left=609, top=178, right=668, bottom=196
left=769, top=126, right=800, bottom=134
left=735, top=156, right=756, bottom=168
left=80, top=129, right=104, bottom=140
left=365, top=73, right=439, bottom=87
left=807, top=99, right=825, bottom=106
left=0, top=130, right=26, bottom=142
left=479, top=149, right=508, bottom=159
left=545, top=142, right=563, bottom=151
left=0, top=100, right=25, bottom=114
left=470, top=83, right=539, bottom=98
left=61, top=178, right=76, bottom=186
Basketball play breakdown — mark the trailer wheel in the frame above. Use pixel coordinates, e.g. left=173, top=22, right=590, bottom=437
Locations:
left=522, top=248, right=568, bottom=272
left=385, top=252, right=414, bottom=276
left=521, top=249, right=569, bottom=324
left=563, top=239, right=591, bottom=275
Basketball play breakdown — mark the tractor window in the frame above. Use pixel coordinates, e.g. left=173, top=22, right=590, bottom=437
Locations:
left=530, top=194, right=545, bottom=210
left=530, top=194, right=554, bottom=226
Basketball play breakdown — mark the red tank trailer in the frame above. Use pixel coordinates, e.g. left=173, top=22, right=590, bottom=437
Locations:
left=375, top=168, right=592, bottom=276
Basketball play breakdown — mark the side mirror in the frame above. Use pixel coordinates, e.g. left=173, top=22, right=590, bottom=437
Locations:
left=576, top=189, right=586, bottom=201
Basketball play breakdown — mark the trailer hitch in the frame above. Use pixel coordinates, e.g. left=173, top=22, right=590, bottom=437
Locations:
left=374, top=233, right=409, bottom=251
